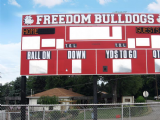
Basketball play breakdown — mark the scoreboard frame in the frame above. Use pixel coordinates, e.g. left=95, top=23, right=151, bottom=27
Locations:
left=21, top=13, right=160, bottom=76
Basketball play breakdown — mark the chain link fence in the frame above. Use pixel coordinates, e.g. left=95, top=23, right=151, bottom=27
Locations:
left=0, top=102, right=160, bottom=120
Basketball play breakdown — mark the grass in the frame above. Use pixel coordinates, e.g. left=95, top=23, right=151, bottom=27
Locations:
left=124, top=105, right=150, bottom=117
left=154, top=100, right=160, bottom=102
left=75, top=107, right=122, bottom=119
left=72, top=105, right=150, bottom=120
left=28, top=106, right=151, bottom=120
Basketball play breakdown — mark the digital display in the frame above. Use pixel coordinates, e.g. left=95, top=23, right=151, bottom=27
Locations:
left=23, top=28, right=55, bottom=35
left=136, top=27, right=160, bottom=33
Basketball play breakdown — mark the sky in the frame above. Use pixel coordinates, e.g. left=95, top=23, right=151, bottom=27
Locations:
left=0, top=0, right=160, bottom=85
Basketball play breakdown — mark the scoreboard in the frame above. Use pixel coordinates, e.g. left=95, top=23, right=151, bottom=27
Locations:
left=21, top=13, right=160, bottom=75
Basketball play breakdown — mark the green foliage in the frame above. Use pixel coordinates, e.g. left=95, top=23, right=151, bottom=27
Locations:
left=136, top=75, right=153, bottom=98
left=0, top=85, right=2, bottom=104
left=1, top=74, right=160, bottom=104
left=1, top=77, right=22, bottom=103
left=76, top=100, right=81, bottom=104
left=76, top=108, right=121, bottom=119
left=27, top=76, right=46, bottom=94
left=123, top=106, right=149, bottom=117
left=71, top=76, right=93, bottom=96
left=109, top=76, right=143, bottom=95
left=45, top=76, right=67, bottom=90
left=13, top=77, right=21, bottom=96
left=46, top=111, right=62, bottom=120
left=99, top=75, right=144, bottom=103
left=136, top=96, right=145, bottom=102
left=37, top=95, right=59, bottom=104
left=68, top=106, right=79, bottom=118
left=117, top=75, right=143, bottom=96
left=31, top=111, right=43, bottom=118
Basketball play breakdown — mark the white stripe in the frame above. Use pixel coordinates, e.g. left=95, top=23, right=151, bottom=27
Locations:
left=70, top=27, right=122, bottom=40
left=136, top=38, right=150, bottom=46
left=29, top=60, right=48, bottom=74
left=72, top=60, right=81, bottom=73
left=155, top=59, right=160, bottom=72
left=128, top=38, right=135, bottom=48
left=56, top=39, right=64, bottom=49
left=42, top=39, right=55, bottom=47
left=22, top=36, right=40, bottom=50
left=113, top=59, right=131, bottom=73
left=151, top=35, right=160, bottom=48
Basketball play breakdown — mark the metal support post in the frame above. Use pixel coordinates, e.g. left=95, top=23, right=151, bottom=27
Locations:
left=155, top=75, right=159, bottom=100
left=84, top=109, right=86, bottom=120
left=28, top=105, right=30, bottom=120
left=93, top=75, right=97, bottom=120
left=43, top=107, right=45, bottom=120
left=21, top=76, right=26, bottom=120
left=129, top=105, right=131, bottom=120
left=122, top=104, right=123, bottom=120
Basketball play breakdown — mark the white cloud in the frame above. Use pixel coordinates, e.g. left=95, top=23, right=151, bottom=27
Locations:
left=98, top=0, right=112, bottom=5
left=33, top=0, right=68, bottom=8
left=8, top=0, right=21, bottom=7
left=147, top=0, right=160, bottom=12
left=0, top=42, right=21, bottom=85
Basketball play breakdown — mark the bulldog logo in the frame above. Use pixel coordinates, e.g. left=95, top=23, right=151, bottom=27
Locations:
left=23, top=16, right=34, bottom=25
left=157, top=15, right=160, bottom=23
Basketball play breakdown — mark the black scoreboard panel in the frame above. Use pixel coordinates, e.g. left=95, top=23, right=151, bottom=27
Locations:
left=136, top=27, right=160, bottom=34
left=23, top=28, right=55, bottom=35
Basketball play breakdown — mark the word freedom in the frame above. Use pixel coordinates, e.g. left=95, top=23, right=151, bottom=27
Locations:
left=106, top=50, right=137, bottom=59
left=36, top=14, right=155, bottom=24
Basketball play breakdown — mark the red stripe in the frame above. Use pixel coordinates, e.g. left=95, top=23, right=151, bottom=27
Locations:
left=109, top=26, right=113, bottom=37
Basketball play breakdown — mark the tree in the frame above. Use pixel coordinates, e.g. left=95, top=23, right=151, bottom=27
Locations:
left=37, top=96, right=59, bottom=104
left=45, top=76, right=67, bottom=90
left=118, top=75, right=143, bottom=96
left=26, top=75, right=94, bottom=97
left=101, top=75, right=144, bottom=103
left=37, top=95, right=59, bottom=110
left=71, top=76, right=93, bottom=96
left=13, top=77, right=21, bottom=96
left=101, top=75, right=118, bottom=103
left=0, top=84, right=2, bottom=103
left=139, top=75, right=159, bottom=98
left=27, top=76, right=68, bottom=94
left=27, top=76, right=46, bottom=94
